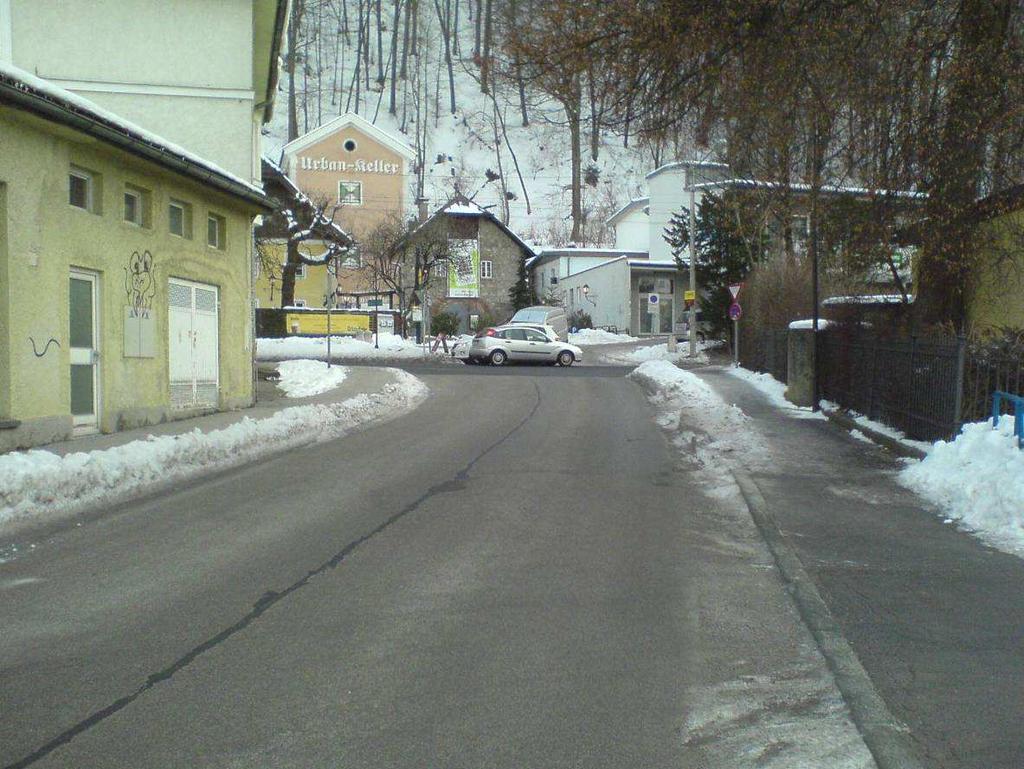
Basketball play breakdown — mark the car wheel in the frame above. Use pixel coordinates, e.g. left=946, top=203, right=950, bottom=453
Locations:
left=557, top=350, right=574, bottom=367
left=490, top=349, right=508, bottom=366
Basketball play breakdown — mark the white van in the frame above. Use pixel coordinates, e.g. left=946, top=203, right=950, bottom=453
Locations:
left=508, top=306, right=568, bottom=340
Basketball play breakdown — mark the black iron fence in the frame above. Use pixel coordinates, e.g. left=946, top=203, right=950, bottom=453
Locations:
left=739, top=328, right=789, bottom=384
left=962, top=346, right=1024, bottom=424
left=818, top=330, right=963, bottom=441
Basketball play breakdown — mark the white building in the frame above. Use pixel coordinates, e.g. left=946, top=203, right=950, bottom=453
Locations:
left=643, top=160, right=731, bottom=262
left=560, top=258, right=684, bottom=336
left=606, top=198, right=650, bottom=252
left=1, top=0, right=287, bottom=183
left=528, top=247, right=648, bottom=300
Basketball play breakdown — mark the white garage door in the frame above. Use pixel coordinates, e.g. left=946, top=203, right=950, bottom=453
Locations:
left=168, top=278, right=220, bottom=409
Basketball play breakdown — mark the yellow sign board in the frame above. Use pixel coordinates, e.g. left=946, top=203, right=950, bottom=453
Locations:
left=285, top=312, right=370, bottom=335
left=684, top=290, right=696, bottom=301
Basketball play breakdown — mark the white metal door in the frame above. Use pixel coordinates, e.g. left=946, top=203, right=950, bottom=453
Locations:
left=69, top=270, right=100, bottom=431
left=168, top=278, right=219, bottom=409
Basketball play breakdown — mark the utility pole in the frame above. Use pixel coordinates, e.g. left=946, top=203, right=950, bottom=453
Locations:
left=686, top=167, right=698, bottom=358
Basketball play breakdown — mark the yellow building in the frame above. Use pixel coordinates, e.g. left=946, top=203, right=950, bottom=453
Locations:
left=255, top=113, right=415, bottom=307
left=968, top=185, right=1024, bottom=334
left=0, top=64, right=271, bottom=451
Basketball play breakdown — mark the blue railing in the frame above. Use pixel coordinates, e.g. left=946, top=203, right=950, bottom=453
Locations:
left=991, top=391, right=1024, bottom=448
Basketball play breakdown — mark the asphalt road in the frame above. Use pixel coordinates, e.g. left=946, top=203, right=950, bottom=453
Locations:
left=0, top=362, right=871, bottom=768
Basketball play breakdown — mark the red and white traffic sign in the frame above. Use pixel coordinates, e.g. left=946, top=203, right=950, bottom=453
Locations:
left=728, top=302, right=743, bottom=320
left=728, top=283, right=743, bottom=300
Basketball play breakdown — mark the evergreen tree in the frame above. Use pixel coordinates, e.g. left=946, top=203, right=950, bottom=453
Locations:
left=663, top=196, right=766, bottom=337
left=509, top=252, right=536, bottom=310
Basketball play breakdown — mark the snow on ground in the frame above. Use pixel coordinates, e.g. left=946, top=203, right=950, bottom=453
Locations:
left=275, top=360, right=347, bottom=398
left=0, top=370, right=428, bottom=531
left=819, top=400, right=934, bottom=453
left=628, top=366, right=873, bottom=768
left=567, top=328, right=640, bottom=345
left=725, top=367, right=825, bottom=420
left=603, top=341, right=709, bottom=365
left=900, top=416, right=1024, bottom=558
left=628, top=361, right=770, bottom=494
left=257, top=334, right=432, bottom=361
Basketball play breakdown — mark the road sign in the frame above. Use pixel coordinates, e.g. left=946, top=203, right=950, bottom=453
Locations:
left=684, top=289, right=696, bottom=301
left=729, top=283, right=742, bottom=300
left=728, top=302, right=743, bottom=320
left=648, top=293, right=659, bottom=305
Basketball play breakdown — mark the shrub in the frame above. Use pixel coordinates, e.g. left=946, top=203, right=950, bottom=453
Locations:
left=568, top=309, right=593, bottom=330
left=430, top=311, right=460, bottom=337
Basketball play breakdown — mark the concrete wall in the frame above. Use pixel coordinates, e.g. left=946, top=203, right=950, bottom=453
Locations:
left=559, top=260, right=631, bottom=332
left=614, top=208, right=650, bottom=252
left=9, top=0, right=262, bottom=181
left=0, top=107, right=258, bottom=450
left=968, top=209, right=1024, bottom=334
left=647, top=164, right=730, bottom=262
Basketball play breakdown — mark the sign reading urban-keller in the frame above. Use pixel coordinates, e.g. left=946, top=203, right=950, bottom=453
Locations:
left=298, top=156, right=401, bottom=175
left=448, top=239, right=480, bottom=298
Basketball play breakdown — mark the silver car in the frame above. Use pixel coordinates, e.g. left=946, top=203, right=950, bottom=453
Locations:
left=468, top=325, right=583, bottom=366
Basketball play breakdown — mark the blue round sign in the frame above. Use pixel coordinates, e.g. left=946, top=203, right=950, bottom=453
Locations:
left=728, top=302, right=743, bottom=320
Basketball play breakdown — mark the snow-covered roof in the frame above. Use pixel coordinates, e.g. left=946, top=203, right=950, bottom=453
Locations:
left=645, top=159, right=730, bottom=180
left=0, top=61, right=270, bottom=209
left=530, top=247, right=648, bottom=268
left=260, top=158, right=353, bottom=246
left=413, top=195, right=534, bottom=256
left=282, top=112, right=415, bottom=161
left=606, top=197, right=650, bottom=226
left=691, top=178, right=927, bottom=200
left=789, top=319, right=835, bottom=330
left=628, top=259, right=684, bottom=270
left=822, top=294, right=913, bottom=306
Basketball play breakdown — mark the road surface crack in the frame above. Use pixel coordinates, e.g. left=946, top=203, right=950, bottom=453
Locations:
left=4, top=382, right=542, bottom=769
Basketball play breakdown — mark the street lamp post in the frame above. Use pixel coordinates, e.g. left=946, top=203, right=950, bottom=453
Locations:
left=686, top=171, right=698, bottom=358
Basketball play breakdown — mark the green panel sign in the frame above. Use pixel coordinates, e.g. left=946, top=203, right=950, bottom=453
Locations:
left=448, top=239, right=480, bottom=298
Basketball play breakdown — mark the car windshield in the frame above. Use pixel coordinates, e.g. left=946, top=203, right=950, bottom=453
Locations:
left=511, top=309, right=548, bottom=323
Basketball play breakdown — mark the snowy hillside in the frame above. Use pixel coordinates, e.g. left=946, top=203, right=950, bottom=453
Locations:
left=263, top=1, right=684, bottom=246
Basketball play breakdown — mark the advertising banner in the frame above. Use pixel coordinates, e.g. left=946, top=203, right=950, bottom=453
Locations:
left=448, top=239, right=480, bottom=298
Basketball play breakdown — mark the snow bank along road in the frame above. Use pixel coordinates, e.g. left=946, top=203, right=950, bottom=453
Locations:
left=0, top=369, right=427, bottom=535
left=3, top=362, right=879, bottom=769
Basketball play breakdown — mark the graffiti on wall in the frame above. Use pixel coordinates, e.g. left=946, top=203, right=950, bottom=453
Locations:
left=125, top=250, right=156, bottom=318
left=29, top=337, right=60, bottom=357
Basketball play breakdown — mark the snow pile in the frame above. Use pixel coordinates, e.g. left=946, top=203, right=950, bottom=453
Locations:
left=819, top=400, right=934, bottom=453
left=0, top=371, right=428, bottom=529
left=567, top=328, right=639, bottom=345
left=605, top=341, right=708, bottom=364
left=726, top=367, right=825, bottom=420
left=257, top=334, right=430, bottom=361
left=275, top=360, right=347, bottom=398
left=628, top=361, right=770, bottom=487
left=900, top=416, right=1024, bottom=557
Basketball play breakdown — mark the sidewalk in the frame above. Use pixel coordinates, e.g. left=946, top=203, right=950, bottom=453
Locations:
left=696, top=365, right=1024, bottom=769
left=1, top=365, right=427, bottom=540
left=42, top=365, right=394, bottom=457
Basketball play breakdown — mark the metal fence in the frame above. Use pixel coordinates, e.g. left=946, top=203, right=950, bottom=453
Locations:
left=739, top=328, right=789, bottom=384
left=817, top=330, right=964, bottom=441
left=962, top=347, right=1024, bottom=424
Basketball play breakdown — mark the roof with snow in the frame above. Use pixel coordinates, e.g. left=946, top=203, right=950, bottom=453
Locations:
left=691, top=178, right=927, bottom=200
left=606, top=197, right=650, bottom=226
left=529, top=247, right=649, bottom=269
left=259, top=158, right=353, bottom=247
left=0, top=61, right=271, bottom=210
left=645, top=159, right=730, bottom=180
left=557, top=256, right=683, bottom=281
left=822, top=294, right=913, bottom=306
left=281, top=112, right=416, bottom=161
left=415, top=195, right=534, bottom=256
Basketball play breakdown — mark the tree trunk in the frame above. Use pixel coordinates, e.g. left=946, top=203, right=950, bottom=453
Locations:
left=376, top=0, right=385, bottom=86
left=567, top=92, right=583, bottom=243
left=474, top=0, right=481, bottom=55
left=286, top=0, right=304, bottom=141
left=480, top=0, right=493, bottom=93
left=915, top=0, right=1014, bottom=330
left=400, top=0, right=412, bottom=78
left=389, top=0, right=401, bottom=113
left=434, top=0, right=456, bottom=114
left=281, top=243, right=300, bottom=308
left=588, top=68, right=600, bottom=162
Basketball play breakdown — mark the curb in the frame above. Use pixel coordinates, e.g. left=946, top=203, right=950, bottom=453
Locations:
left=732, top=469, right=926, bottom=769
left=822, top=408, right=926, bottom=460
